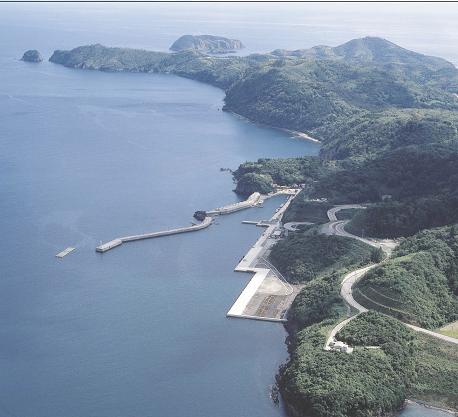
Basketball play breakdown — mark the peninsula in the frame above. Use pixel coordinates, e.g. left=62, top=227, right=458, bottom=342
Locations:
left=48, top=36, right=458, bottom=417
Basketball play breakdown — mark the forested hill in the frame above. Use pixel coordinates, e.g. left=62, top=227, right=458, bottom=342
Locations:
left=49, top=37, right=458, bottom=160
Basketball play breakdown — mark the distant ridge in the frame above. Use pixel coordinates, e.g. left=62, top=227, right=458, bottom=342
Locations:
left=272, top=36, right=455, bottom=71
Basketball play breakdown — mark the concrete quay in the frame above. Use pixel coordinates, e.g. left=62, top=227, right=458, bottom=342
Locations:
left=96, top=216, right=213, bottom=252
left=227, top=190, right=302, bottom=322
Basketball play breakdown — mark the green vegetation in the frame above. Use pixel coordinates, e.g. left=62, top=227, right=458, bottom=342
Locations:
left=279, top=316, right=410, bottom=417
left=169, top=35, right=244, bottom=54
left=50, top=44, right=253, bottom=89
left=233, top=157, right=328, bottom=187
left=316, top=109, right=458, bottom=160
left=335, top=208, right=362, bottom=220
left=314, top=143, right=458, bottom=204
left=234, top=172, right=273, bottom=195
left=49, top=36, right=458, bottom=417
left=281, top=308, right=458, bottom=416
left=315, top=143, right=458, bottom=237
left=437, top=321, right=458, bottom=339
left=269, top=233, right=373, bottom=283
left=282, top=199, right=332, bottom=223
left=410, top=334, right=458, bottom=410
left=287, top=272, right=345, bottom=330
left=356, top=224, right=458, bottom=328
left=254, top=143, right=458, bottom=238
left=233, top=156, right=325, bottom=195
left=50, top=37, right=458, bottom=160
left=338, top=311, right=415, bottom=349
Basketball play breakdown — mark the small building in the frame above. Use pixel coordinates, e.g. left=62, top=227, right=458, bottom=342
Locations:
left=272, top=230, right=282, bottom=239
left=332, top=341, right=354, bottom=354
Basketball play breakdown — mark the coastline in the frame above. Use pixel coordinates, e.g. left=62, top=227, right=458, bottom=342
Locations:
left=224, top=108, right=322, bottom=144
left=405, top=399, right=458, bottom=416
left=279, top=128, right=321, bottom=143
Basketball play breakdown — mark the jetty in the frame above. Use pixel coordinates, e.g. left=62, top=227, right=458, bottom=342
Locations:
left=96, top=216, right=213, bottom=252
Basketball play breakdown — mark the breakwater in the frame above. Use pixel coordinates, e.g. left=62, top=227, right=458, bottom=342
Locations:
left=96, top=216, right=213, bottom=252
left=207, top=192, right=261, bottom=215
left=95, top=192, right=263, bottom=253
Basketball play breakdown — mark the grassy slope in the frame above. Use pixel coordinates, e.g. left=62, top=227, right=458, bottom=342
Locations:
left=355, top=225, right=458, bottom=328
left=411, top=333, right=458, bottom=410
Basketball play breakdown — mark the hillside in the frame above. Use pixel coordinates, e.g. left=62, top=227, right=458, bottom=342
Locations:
left=273, top=37, right=456, bottom=80
left=279, top=316, right=414, bottom=417
left=355, top=224, right=458, bottom=328
left=233, top=156, right=330, bottom=194
left=49, top=37, right=458, bottom=160
left=169, top=35, right=244, bottom=54
left=49, top=38, right=458, bottom=414
left=269, top=232, right=374, bottom=283
left=50, top=44, right=254, bottom=89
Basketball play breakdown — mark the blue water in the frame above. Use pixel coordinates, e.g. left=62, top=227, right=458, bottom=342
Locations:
left=0, top=4, right=454, bottom=417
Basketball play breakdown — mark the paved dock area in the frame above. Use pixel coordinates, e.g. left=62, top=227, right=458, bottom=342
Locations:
left=241, top=270, right=302, bottom=321
left=227, top=190, right=302, bottom=322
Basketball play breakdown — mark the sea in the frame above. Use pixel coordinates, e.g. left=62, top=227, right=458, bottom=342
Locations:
left=0, top=3, right=456, bottom=417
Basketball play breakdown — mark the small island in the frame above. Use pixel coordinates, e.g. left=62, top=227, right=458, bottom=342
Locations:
left=21, top=49, right=43, bottom=63
left=170, top=35, right=244, bottom=54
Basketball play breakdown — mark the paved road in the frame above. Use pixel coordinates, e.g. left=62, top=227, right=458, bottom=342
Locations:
left=340, top=264, right=376, bottom=313
left=323, top=204, right=458, bottom=348
left=327, top=204, right=366, bottom=222
left=322, top=206, right=397, bottom=255
left=283, top=221, right=314, bottom=231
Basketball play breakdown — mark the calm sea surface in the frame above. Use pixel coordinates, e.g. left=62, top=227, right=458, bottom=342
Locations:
left=1, top=4, right=456, bottom=417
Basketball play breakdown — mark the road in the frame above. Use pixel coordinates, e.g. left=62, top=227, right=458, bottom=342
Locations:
left=283, top=221, right=314, bottom=231
left=322, top=206, right=397, bottom=255
left=322, top=205, right=458, bottom=348
left=327, top=204, right=366, bottom=222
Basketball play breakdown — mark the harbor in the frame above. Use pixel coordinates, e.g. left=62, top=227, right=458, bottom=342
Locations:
left=227, top=188, right=303, bottom=322
left=95, top=190, right=289, bottom=253
left=95, top=186, right=303, bottom=323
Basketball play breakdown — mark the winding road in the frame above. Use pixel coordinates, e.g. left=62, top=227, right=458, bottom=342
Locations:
left=323, top=205, right=458, bottom=348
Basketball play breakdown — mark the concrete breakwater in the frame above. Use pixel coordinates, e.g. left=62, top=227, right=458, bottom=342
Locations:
left=95, top=192, right=263, bottom=253
left=207, top=192, right=261, bottom=215
left=96, top=216, right=213, bottom=252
